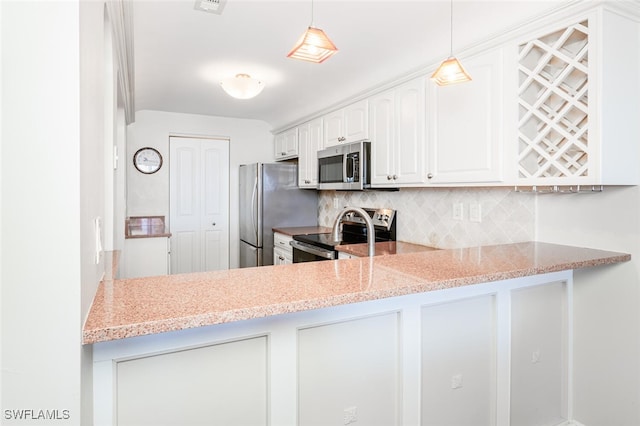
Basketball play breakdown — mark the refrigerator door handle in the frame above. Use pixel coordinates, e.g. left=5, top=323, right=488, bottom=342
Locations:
left=251, top=176, right=258, bottom=240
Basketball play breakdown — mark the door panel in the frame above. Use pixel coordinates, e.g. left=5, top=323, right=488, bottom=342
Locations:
left=170, top=136, right=229, bottom=274
left=172, top=231, right=197, bottom=275
left=204, top=230, right=223, bottom=271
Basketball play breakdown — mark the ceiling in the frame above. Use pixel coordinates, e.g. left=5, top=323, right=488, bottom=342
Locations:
left=132, top=0, right=567, bottom=131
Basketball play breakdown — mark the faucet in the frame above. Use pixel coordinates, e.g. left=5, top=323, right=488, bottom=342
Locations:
left=332, top=207, right=376, bottom=257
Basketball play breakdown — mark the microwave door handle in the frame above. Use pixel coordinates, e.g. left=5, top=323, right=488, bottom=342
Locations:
left=352, top=155, right=357, bottom=181
left=343, top=153, right=348, bottom=183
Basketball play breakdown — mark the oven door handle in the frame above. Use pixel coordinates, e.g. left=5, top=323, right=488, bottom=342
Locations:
left=290, top=240, right=336, bottom=260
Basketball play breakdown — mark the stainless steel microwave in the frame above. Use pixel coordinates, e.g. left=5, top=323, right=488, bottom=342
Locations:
left=317, top=140, right=371, bottom=190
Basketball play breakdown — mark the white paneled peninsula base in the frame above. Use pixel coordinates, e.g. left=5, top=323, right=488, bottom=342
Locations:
left=85, top=243, right=628, bottom=426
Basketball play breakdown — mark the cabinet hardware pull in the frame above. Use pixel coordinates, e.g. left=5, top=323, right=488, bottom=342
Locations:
left=278, top=256, right=285, bottom=261
left=392, top=174, right=398, bottom=180
left=212, top=222, right=216, bottom=226
left=387, top=175, right=392, bottom=180
left=427, top=173, right=433, bottom=179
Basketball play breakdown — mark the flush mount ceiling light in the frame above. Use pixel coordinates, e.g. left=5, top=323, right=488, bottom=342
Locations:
left=287, top=0, right=338, bottom=63
left=219, top=74, right=265, bottom=99
left=431, top=0, right=471, bottom=86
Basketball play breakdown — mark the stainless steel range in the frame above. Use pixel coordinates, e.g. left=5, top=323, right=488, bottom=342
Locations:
left=290, top=208, right=396, bottom=263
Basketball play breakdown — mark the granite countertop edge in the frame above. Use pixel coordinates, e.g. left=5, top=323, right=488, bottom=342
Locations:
left=83, top=241, right=630, bottom=345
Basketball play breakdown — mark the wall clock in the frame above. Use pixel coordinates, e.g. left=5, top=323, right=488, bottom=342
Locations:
left=133, top=147, right=163, bottom=174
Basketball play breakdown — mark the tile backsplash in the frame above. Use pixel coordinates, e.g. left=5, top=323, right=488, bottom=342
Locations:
left=318, top=188, right=535, bottom=249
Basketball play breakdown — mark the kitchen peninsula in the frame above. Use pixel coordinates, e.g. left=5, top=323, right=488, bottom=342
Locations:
left=86, top=241, right=628, bottom=426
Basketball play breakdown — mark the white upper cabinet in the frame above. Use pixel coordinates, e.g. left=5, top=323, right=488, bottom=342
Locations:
left=323, top=99, right=369, bottom=147
left=511, top=8, right=640, bottom=186
left=298, top=117, right=323, bottom=188
left=370, top=77, right=426, bottom=187
left=426, top=48, right=504, bottom=185
left=274, top=127, right=298, bottom=161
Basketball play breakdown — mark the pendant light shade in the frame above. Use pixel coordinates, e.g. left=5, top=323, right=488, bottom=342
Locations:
left=431, top=57, right=472, bottom=86
left=431, top=0, right=471, bottom=86
left=287, top=26, right=338, bottom=63
left=220, top=73, right=265, bottom=99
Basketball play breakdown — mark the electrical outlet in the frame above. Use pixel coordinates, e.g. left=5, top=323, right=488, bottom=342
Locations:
left=451, top=373, right=463, bottom=389
left=333, top=197, right=340, bottom=209
left=531, top=349, right=541, bottom=364
left=343, top=406, right=358, bottom=425
left=469, top=203, right=482, bottom=223
left=452, top=203, right=464, bottom=221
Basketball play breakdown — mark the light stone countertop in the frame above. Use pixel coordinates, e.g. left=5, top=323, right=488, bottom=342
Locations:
left=272, top=226, right=332, bottom=236
left=337, top=241, right=439, bottom=257
left=83, top=242, right=630, bottom=345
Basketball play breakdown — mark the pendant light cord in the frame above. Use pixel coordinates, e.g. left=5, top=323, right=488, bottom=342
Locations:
left=310, top=0, right=315, bottom=26
left=449, top=0, right=453, bottom=56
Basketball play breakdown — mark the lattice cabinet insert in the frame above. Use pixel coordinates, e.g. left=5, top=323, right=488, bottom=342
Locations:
left=518, top=20, right=589, bottom=181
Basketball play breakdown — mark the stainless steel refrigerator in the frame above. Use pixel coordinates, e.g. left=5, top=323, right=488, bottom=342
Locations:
left=239, top=163, right=318, bottom=267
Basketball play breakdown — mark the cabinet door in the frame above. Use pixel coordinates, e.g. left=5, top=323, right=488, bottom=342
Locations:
left=275, top=128, right=298, bottom=160
left=370, top=78, right=426, bottom=187
left=274, top=133, right=286, bottom=159
left=323, top=109, right=344, bottom=147
left=273, top=246, right=292, bottom=265
left=344, top=99, right=369, bottom=142
left=298, top=118, right=323, bottom=188
left=427, top=48, right=503, bottom=184
left=323, top=100, right=369, bottom=147
left=370, top=90, right=396, bottom=185
left=273, top=232, right=293, bottom=255
left=394, top=78, right=426, bottom=185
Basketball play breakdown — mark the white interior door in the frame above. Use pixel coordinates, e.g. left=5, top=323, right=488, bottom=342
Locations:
left=170, top=136, right=229, bottom=274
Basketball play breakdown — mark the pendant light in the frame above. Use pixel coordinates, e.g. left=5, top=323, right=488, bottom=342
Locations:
left=220, top=73, right=265, bottom=99
left=431, top=0, right=471, bottom=86
left=287, top=0, right=337, bottom=63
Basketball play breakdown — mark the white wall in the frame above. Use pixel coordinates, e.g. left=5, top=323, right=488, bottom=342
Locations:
left=1, top=1, right=111, bottom=424
left=126, top=110, right=274, bottom=269
left=536, top=187, right=640, bottom=425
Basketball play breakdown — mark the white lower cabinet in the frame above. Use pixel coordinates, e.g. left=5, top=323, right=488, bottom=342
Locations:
left=273, top=232, right=293, bottom=265
left=338, top=251, right=357, bottom=259
left=94, top=271, right=573, bottom=426
left=123, top=237, right=169, bottom=278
